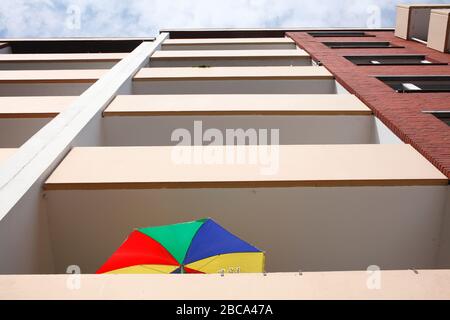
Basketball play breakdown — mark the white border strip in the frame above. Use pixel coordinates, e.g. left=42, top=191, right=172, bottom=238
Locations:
left=0, top=33, right=169, bottom=220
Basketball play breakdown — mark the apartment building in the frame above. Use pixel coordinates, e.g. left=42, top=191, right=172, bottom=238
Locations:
left=0, top=4, right=450, bottom=299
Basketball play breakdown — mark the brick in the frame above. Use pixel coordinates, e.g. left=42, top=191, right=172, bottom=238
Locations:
left=287, top=31, right=450, bottom=179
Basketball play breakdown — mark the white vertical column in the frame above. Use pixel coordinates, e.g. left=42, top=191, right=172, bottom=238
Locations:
left=0, top=33, right=168, bottom=221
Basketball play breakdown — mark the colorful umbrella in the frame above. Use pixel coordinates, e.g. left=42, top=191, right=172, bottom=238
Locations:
left=96, top=218, right=265, bottom=274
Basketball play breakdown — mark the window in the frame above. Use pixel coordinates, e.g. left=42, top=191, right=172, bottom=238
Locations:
left=377, top=76, right=450, bottom=93
left=323, top=42, right=403, bottom=49
left=423, top=111, right=450, bottom=126
left=308, top=31, right=372, bottom=37
left=345, top=55, right=447, bottom=66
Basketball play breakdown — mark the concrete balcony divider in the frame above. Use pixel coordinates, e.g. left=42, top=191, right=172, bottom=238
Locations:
left=427, top=9, right=450, bottom=52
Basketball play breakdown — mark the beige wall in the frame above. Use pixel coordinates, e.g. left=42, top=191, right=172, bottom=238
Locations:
left=2, top=270, right=450, bottom=300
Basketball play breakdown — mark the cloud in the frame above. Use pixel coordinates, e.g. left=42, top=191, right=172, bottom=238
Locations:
left=0, top=0, right=448, bottom=38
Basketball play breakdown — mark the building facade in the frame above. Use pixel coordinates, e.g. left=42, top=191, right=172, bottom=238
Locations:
left=0, top=4, right=449, bottom=299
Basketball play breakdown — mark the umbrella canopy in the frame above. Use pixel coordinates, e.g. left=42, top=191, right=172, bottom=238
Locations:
left=96, top=218, right=265, bottom=274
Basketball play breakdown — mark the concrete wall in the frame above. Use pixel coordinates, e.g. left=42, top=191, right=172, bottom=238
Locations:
left=161, top=43, right=297, bottom=51
left=0, top=61, right=118, bottom=70
left=0, top=83, right=94, bottom=96
left=0, top=183, right=54, bottom=274
left=0, top=118, right=51, bottom=147
left=149, top=57, right=310, bottom=67
left=437, top=187, right=450, bottom=267
left=410, top=8, right=432, bottom=41
left=103, top=115, right=374, bottom=146
left=133, top=79, right=338, bottom=95
left=372, top=118, right=403, bottom=144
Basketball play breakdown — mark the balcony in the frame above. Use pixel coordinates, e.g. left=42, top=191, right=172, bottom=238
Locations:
left=42, top=144, right=447, bottom=273
left=149, top=49, right=310, bottom=67
left=395, top=4, right=450, bottom=44
left=102, top=94, right=374, bottom=146
left=0, top=53, right=126, bottom=70
left=0, top=96, right=75, bottom=147
left=0, top=69, right=106, bottom=96
left=161, top=37, right=298, bottom=51
left=132, top=66, right=337, bottom=94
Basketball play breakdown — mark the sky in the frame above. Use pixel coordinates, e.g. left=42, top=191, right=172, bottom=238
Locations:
left=0, top=0, right=448, bottom=38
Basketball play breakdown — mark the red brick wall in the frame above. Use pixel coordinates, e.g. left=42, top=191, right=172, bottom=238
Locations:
left=287, top=31, right=450, bottom=179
